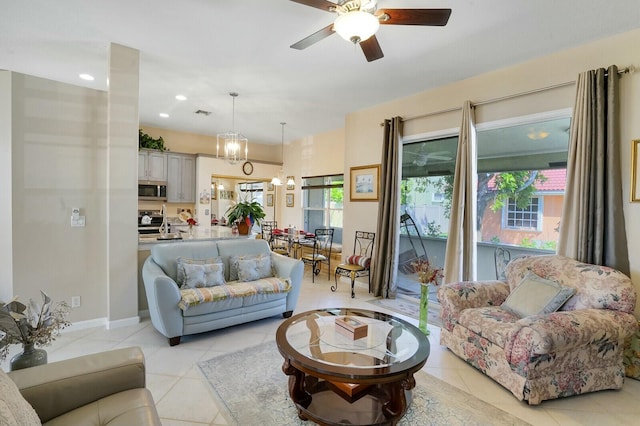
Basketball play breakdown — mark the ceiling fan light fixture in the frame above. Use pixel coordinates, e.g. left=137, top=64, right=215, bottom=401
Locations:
left=334, top=11, right=380, bottom=44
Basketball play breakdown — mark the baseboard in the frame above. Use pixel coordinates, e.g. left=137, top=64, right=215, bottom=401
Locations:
left=138, top=309, right=150, bottom=319
left=107, top=316, right=140, bottom=330
left=63, top=317, right=107, bottom=333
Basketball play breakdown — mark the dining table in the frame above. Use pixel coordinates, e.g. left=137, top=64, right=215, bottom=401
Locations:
left=271, top=228, right=315, bottom=258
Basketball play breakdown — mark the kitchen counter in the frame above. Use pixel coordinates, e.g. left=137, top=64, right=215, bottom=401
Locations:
left=138, top=225, right=255, bottom=250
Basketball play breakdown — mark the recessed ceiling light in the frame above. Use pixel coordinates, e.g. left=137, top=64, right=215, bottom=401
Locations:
left=159, top=113, right=169, bottom=118
left=79, top=73, right=94, bottom=81
left=175, top=94, right=187, bottom=101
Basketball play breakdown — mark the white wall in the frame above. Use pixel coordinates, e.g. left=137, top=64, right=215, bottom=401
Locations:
left=3, top=72, right=109, bottom=322
left=0, top=72, right=13, bottom=302
left=282, top=128, right=346, bottom=231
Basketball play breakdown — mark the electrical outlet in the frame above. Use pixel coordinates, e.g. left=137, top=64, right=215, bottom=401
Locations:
left=71, top=296, right=81, bottom=308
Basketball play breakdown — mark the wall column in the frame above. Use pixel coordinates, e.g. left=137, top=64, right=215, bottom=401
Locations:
left=107, top=43, right=140, bottom=327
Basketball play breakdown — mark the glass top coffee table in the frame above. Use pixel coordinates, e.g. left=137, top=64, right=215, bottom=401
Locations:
left=276, top=308, right=430, bottom=426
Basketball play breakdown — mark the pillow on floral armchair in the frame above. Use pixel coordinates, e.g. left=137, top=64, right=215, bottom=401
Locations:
left=624, top=322, right=640, bottom=380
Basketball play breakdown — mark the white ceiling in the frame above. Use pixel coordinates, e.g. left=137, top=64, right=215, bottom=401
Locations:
left=2, top=0, right=639, bottom=145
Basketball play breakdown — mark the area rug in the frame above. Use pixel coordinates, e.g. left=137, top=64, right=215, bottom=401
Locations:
left=198, top=340, right=530, bottom=426
left=367, top=296, right=443, bottom=329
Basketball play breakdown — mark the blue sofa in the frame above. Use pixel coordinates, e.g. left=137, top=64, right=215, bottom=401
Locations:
left=142, top=239, right=303, bottom=346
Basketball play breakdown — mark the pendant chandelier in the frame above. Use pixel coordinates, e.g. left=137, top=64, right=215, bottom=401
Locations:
left=271, top=122, right=287, bottom=186
left=217, top=92, right=248, bottom=165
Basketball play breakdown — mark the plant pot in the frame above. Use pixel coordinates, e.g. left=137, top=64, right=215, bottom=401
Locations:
left=10, top=342, right=47, bottom=371
left=237, top=221, right=250, bottom=235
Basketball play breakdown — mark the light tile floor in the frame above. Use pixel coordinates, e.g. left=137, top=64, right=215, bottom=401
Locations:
left=3, top=271, right=640, bottom=425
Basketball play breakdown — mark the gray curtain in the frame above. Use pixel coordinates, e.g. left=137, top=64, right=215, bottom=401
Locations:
left=558, top=66, right=630, bottom=275
left=372, top=117, right=402, bottom=298
left=443, top=101, right=478, bottom=283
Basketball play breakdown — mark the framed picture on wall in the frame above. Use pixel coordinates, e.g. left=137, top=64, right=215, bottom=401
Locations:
left=266, top=193, right=274, bottom=207
left=632, top=139, right=640, bottom=201
left=286, top=193, right=294, bottom=207
left=350, top=164, right=381, bottom=201
left=211, top=183, right=217, bottom=200
left=267, top=182, right=274, bottom=192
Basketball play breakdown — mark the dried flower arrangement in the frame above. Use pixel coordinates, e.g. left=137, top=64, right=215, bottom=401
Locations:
left=411, top=258, right=444, bottom=285
left=0, top=291, right=71, bottom=361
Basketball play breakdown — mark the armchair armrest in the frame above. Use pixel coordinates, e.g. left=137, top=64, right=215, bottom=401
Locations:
left=437, top=280, right=510, bottom=331
left=505, top=309, right=639, bottom=365
left=8, top=347, right=148, bottom=423
left=271, top=253, right=304, bottom=312
left=142, top=257, right=183, bottom=339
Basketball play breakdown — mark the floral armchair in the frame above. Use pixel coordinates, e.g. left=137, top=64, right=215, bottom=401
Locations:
left=437, top=254, right=638, bottom=405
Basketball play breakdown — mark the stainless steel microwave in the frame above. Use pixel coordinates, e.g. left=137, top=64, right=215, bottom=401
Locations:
left=138, top=182, right=167, bottom=200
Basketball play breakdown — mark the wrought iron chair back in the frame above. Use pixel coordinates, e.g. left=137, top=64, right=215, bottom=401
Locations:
left=494, top=247, right=512, bottom=280
left=301, top=228, right=334, bottom=282
left=333, top=231, right=375, bottom=298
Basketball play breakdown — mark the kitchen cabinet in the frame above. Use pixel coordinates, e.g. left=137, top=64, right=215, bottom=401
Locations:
left=167, top=153, right=196, bottom=203
left=138, top=150, right=167, bottom=181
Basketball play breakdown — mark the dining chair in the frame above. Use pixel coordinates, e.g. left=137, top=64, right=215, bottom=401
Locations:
left=300, top=228, right=334, bottom=282
left=333, top=231, right=375, bottom=298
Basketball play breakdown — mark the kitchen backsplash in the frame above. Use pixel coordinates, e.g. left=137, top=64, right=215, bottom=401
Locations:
left=138, top=200, right=196, bottom=216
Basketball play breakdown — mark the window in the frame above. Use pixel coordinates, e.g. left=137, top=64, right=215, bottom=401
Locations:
left=476, top=117, right=569, bottom=248
left=503, top=197, right=541, bottom=230
left=302, top=174, right=343, bottom=244
left=401, top=116, right=569, bottom=249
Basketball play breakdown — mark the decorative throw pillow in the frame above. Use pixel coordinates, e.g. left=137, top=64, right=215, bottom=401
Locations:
left=346, top=255, right=371, bottom=269
left=181, top=263, right=226, bottom=288
left=176, top=257, right=222, bottom=287
left=501, top=271, right=575, bottom=318
left=237, top=258, right=262, bottom=282
left=229, top=254, right=272, bottom=281
left=0, top=368, right=41, bottom=426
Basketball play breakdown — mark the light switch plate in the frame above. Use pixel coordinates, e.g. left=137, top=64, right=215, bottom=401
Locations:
left=71, top=216, right=86, bottom=227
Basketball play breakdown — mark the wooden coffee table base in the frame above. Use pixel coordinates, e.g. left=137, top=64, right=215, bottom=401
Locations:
left=282, top=358, right=416, bottom=426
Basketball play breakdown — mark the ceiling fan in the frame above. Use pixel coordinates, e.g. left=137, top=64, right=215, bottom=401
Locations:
left=405, top=146, right=452, bottom=166
left=289, top=0, right=451, bottom=62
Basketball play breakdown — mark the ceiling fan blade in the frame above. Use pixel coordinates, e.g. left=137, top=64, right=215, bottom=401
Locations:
left=290, top=24, right=335, bottom=50
left=377, top=9, right=452, bottom=26
left=289, top=0, right=337, bottom=13
left=360, top=35, right=384, bottom=62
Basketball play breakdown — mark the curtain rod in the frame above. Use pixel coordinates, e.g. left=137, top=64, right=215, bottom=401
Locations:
left=381, top=65, right=635, bottom=126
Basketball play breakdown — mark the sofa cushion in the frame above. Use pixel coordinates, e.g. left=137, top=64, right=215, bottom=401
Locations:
left=229, top=254, right=272, bottom=281
left=457, top=306, right=520, bottom=348
left=502, top=272, right=575, bottom=318
left=0, top=368, right=41, bottom=426
left=152, top=242, right=220, bottom=281
left=346, top=255, right=371, bottom=269
left=44, top=388, right=157, bottom=426
left=178, top=277, right=291, bottom=311
left=181, top=263, right=226, bottom=288
left=176, top=257, right=223, bottom=287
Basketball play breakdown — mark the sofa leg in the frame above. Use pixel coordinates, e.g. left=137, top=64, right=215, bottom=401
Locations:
left=169, top=336, right=181, bottom=346
left=283, top=311, right=293, bottom=318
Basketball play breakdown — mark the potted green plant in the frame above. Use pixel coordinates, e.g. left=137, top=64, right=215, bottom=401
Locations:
left=139, top=129, right=167, bottom=151
left=226, top=199, right=266, bottom=235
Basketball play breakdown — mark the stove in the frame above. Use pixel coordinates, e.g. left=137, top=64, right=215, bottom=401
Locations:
left=138, top=210, right=164, bottom=234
